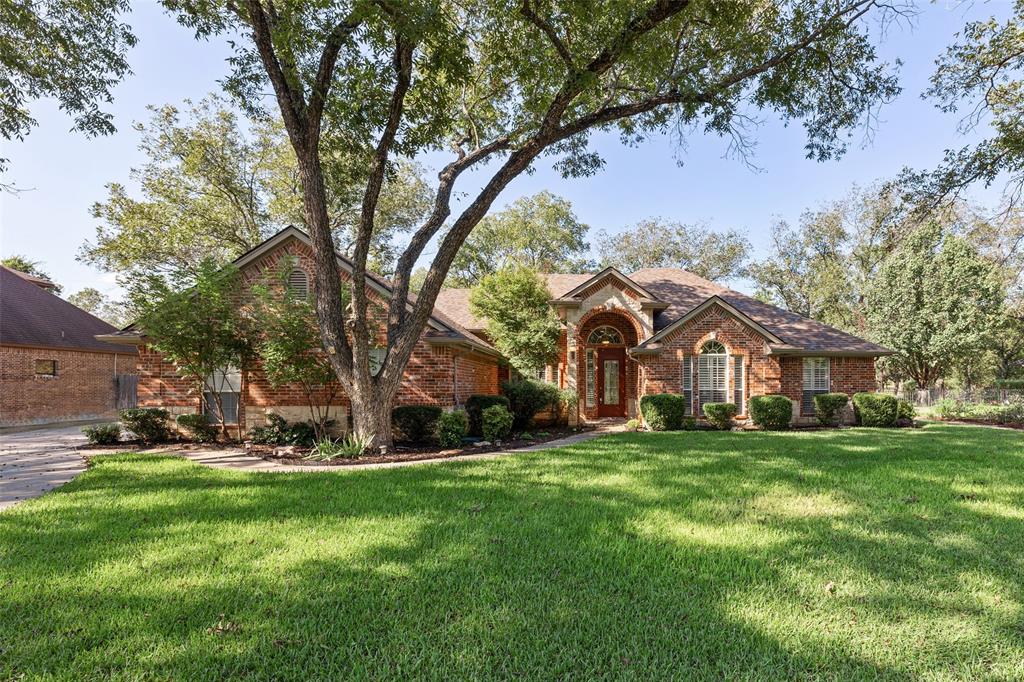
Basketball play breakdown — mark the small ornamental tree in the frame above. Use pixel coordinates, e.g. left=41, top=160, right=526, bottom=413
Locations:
left=252, top=263, right=341, bottom=441
left=131, top=261, right=252, bottom=439
left=470, top=266, right=562, bottom=376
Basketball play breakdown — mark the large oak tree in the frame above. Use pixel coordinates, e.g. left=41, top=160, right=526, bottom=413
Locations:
left=161, top=0, right=902, bottom=449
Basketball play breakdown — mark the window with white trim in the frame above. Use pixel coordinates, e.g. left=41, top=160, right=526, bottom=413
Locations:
left=802, top=357, right=830, bottom=415
left=698, top=340, right=728, bottom=407
left=369, top=347, right=386, bottom=377
left=733, top=355, right=744, bottom=411
left=204, top=367, right=241, bottom=424
left=286, top=268, right=309, bottom=299
left=681, top=356, right=693, bottom=416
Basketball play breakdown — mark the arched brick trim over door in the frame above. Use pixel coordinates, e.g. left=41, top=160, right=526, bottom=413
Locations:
left=576, top=309, right=641, bottom=420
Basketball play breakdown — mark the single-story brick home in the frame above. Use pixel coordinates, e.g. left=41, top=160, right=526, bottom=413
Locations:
left=98, top=226, right=890, bottom=432
left=1, top=265, right=137, bottom=427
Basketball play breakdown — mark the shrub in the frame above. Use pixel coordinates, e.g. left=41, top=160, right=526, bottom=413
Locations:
left=934, top=397, right=963, bottom=420
left=305, top=433, right=369, bottom=461
left=482, top=405, right=513, bottom=442
left=557, top=388, right=578, bottom=424
left=748, top=395, right=792, bottom=430
left=82, top=423, right=121, bottom=445
left=501, top=380, right=560, bottom=430
left=248, top=413, right=319, bottom=446
left=994, top=379, right=1024, bottom=390
left=465, top=395, right=511, bottom=436
left=176, top=413, right=218, bottom=442
left=682, top=416, right=697, bottom=431
left=814, top=393, right=850, bottom=426
left=119, top=408, right=171, bottom=443
left=639, top=394, right=686, bottom=431
left=436, top=410, right=468, bottom=448
left=391, top=405, right=443, bottom=443
left=625, top=418, right=641, bottom=432
left=852, top=392, right=899, bottom=427
left=897, top=398, right=916, bottom=421
left=703, top=402, right=737, bottom=430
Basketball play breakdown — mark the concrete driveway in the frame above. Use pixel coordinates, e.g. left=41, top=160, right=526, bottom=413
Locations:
left=0, top=424, right=89, bottom=511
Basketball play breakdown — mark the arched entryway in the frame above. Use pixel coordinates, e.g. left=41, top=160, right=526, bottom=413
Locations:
left=577, top=310, right=640, bottom=420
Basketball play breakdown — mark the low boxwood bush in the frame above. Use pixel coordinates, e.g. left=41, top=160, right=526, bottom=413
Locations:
left=391, top=405, right=443, bottom=443
left=502, top=380, right=560, bottom=430
left=176, top=413, right=218, bottom=443
left=639, top=394, right=686, bottom=431
left=852, top=392, right=899, bottom=427
left=436, top=410, right=468, bottom=448
left=249, top=413, right=319, bottom=446
left=897, top=398, right=916, bottom=422
left=119, top=408, right=171, bottom=443
left=814, top=393, right=850, bottom=426
left=482, top=405, right=513, bottom=442
left=703, top=402, right=737, bottom=430
left=748, top=395, right=792, bottom=430
left=82, top=423, right=121, bottom=445
left=465, top=395, right=511, bottom=436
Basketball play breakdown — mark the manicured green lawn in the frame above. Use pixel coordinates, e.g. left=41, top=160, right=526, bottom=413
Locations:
left=3, top=423, right=1024, bottom=680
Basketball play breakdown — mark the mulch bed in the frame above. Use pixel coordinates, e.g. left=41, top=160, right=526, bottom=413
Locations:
left=254, top=424, right=592, bottom=467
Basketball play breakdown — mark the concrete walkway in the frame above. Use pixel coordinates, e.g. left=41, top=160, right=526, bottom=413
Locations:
left=181, top=421, right=625, bottom=473
left=0, top=424, right=89, bottom=511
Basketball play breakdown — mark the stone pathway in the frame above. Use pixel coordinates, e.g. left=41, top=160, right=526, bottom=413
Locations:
left=180, top=421, right=626, bottom=473
left=0, top=424, right=89, bottom=511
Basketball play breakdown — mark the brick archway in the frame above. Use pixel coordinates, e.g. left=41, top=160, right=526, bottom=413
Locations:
left=576, top=308, right=640, bottom=420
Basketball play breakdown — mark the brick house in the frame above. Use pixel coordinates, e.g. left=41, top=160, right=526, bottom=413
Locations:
left=100, top=226, right=889, bottom=433
left=435, top=266, right=891, bottom=426
left=1, top=265, right=137, bottom=427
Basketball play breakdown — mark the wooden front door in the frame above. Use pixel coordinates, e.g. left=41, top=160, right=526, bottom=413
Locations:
left=596, top=347, right=626, bottom=417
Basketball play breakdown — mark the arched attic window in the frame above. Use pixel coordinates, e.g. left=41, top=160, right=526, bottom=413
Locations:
left=587, top=326, right=623, bottom=345
left=286, top=268, right=309, bottom=299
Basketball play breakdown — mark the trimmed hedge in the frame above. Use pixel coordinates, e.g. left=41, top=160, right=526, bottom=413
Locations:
left=392, top=405, right=443, bottom=443
left=482, top=405, right=513, bottom=442
left=852, top=392, right=899, bottom=427
left=119, top=408, right=170, bottom=443
left=897, top=398, right=916, bottom=421
left=501, top=380, right=560, bottom=430
left=639, top=394, right=686, bottom=431
left=437, top=410, right=468, bottom=448
left=82, top=423, right=121, bottom=445
left=176, top=413, right=218, bottom=442
left=814, top=393, right=850, bottom=426
left=748, top=395, right=792, bottom=430
left=703, top=402, right=737, bottom=430
left=465, top=395, right=511, bottom=436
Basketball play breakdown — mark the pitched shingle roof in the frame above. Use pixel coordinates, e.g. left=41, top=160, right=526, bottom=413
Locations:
left=0, top=265, right=135, bottom=354
left=431, top=266, right=890, bottom=355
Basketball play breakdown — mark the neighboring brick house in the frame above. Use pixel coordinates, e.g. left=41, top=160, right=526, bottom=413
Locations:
left=97, top=227, right=502, bottom=435
left=0, top=265, right=137, bottom=427
left=434, top=265, right=892, bottom=426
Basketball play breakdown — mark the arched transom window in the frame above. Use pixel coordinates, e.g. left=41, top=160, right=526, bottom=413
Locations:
left=588, top=326, right=623, bottom=345
left=701, top=340, right=726, bottom=355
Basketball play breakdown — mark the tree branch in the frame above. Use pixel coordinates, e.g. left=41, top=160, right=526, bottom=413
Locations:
left=520, top=0, right=574, bottom=67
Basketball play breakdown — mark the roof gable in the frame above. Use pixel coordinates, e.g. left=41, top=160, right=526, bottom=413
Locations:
left=554, top=267, right=663, bottom=304
left=634, top=296, right=784, bottom=352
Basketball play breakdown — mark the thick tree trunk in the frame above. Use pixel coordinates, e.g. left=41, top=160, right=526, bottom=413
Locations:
left=348, top=385, right=393, bottom=454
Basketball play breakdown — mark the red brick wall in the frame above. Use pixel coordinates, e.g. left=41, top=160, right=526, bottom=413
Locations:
left=0, top=345, right=136, bottom=426
left=134, top=235, right=500, bottom=427
left=778, top=356, right=876, bottom=417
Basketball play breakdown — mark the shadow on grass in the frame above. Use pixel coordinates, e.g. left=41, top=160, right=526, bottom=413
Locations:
left=1, top=424, right=1022, bottom=678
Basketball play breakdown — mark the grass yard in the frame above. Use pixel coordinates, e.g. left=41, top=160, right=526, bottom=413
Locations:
left=3, top=423, right=1024, bottom=680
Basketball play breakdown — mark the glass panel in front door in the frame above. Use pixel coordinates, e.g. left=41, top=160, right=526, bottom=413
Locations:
left=603, top=360, right=620, bottom=405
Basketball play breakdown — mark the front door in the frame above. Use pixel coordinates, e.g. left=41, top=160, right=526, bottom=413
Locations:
left=596, top=347, right=626, bottom=417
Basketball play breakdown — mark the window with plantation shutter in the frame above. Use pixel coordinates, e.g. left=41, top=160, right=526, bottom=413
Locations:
left=733, top=355, right=744, bottom=411
left=698, top=341, right=728, bottom=409
left=681, top=356, right=692, bottom=416
left=802, top=357, right=830, bottom=415
left=287, top=268, right=309, bottom=299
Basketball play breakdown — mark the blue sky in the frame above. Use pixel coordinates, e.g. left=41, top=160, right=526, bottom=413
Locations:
left=0, top=1, right=1011, bottom=298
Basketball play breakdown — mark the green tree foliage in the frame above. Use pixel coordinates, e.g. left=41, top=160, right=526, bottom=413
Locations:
left=158, top=0, right=901, bottom=449
left=0, top=255, right=60, bottom=292
left=251, top=263, right=340, bottom=440
left=597, top=219, right=750, bottom=281
left=82, top=97, right=431, bottom=283
left=0, top=0, right=136, bottom=181
left=449, top=191, right=592, bottom=286
left=865, top=223, right=1004, bottom=388
left=469, top=267, right=561, bottom=376
left=66, top=287, right=128, bottom=327
left=130, top=262, right=252, bottom=438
